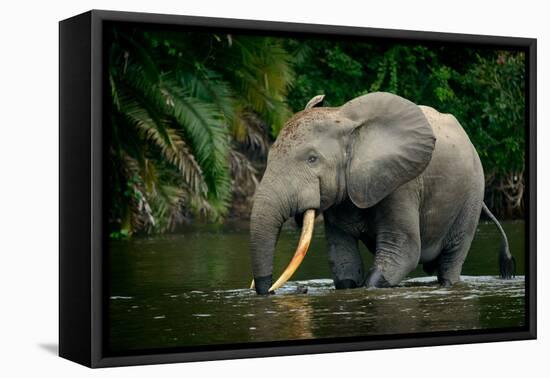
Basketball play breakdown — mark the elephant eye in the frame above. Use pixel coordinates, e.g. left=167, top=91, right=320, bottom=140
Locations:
left=307, top=155, right=318, bottom=164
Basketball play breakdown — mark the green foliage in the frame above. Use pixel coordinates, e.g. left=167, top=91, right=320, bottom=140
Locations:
left=449, top=52, right=525, bottom=174
left=221, top=37, right=294, bottom=137
left=285, top=40, right=371, bottom=109
left=109, top=27, right=526, bottom=237
left=108, top=28, right=293, bottom=236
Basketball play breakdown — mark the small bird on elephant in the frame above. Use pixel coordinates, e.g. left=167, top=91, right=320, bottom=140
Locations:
left=249, top=92, right=515, bottom=295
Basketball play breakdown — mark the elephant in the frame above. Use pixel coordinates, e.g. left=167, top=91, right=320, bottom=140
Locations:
left=250, top=92, right=515, bottom=295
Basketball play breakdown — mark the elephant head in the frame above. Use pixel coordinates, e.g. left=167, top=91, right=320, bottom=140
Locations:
left=250, top=92, right=436, bottom=295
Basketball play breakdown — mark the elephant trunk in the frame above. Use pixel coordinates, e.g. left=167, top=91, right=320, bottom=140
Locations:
left=249, top=177, right=317, bottom=295
left=249, top=185, right=290, bottom=295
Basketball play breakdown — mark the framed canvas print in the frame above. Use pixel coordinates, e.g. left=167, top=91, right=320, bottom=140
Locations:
left=59, top=10, right=537, bottom=368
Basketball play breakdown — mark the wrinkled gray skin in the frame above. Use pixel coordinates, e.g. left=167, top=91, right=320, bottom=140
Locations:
left=250, top=92, right=513, bottom=295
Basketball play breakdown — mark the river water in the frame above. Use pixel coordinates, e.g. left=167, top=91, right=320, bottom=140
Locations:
left=108, top=220, right=525, bottom=353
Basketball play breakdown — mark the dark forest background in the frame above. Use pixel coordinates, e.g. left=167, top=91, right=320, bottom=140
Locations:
left=107, top=26, right=526, bottom=238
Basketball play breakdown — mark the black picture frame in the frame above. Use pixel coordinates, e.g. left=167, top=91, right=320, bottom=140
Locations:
left=59, top=9, right=537, bottom=368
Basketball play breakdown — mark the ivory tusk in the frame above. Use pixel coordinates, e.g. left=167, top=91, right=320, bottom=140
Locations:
left=268, top=209, right=315, bottom=292
left=250, top=279, right=255, bottom=289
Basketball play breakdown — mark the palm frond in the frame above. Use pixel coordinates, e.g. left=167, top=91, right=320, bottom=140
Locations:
left=116, top=85, right=208, bottom=196
left=156, top=73, right=232, bottom=206
left=222, top=36, right=294, bottom=136
left=119, top=153, right=156, bottom=233
left=108, top=28, right=296, bottom=236
left=148, top=182, right=187, bottom=233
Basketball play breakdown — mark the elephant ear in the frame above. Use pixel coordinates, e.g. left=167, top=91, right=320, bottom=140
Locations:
left=340, top=92, right=436, bottom=208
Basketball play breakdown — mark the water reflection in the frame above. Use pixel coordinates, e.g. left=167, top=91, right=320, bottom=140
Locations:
left=108, top=221, right=526, bottom=352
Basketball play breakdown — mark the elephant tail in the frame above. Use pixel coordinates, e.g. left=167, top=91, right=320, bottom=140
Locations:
left=482, top=202, right=516, bottom=279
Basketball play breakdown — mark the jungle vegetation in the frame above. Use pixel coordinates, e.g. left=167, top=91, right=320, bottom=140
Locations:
left=108, top=26, right=526, bottom=238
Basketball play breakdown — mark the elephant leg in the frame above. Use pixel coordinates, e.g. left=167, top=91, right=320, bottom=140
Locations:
left=437, top=201, right=482, bottom=286
left=436, top=233, right=473, bottom=286
left=365, top=185, right=422, bottom=287
left=365, top=229, right=421, bottom=287
left=325, top=221, right=365, bottom=289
